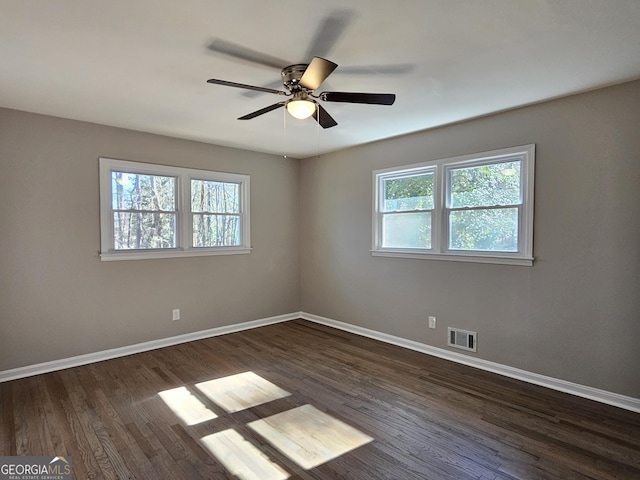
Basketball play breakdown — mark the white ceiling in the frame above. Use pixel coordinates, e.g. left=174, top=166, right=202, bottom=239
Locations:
left=2, top=1, right=640, bottom=158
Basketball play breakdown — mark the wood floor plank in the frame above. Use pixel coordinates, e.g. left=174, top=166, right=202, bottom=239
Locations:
left=26, top=377, right=53, bottom=456
left=1, top=382, right=17, bottom=456
left=1, top=319, right=639, bottom=479
left=59, top=369, right=118, bottom=480
left=41, top=373, right=92, bottom=480
left=12, top=377, right=33, bottom=455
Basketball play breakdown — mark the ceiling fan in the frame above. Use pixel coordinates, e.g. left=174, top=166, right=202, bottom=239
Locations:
left=206, top=56, right=396, bottom=128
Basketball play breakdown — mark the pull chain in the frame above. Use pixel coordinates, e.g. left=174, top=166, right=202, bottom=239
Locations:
left=283, top=104, right=288, bottom=158
left=282, top=104, right=322, bottom=159
left=316, top=104, right=321, bottom=158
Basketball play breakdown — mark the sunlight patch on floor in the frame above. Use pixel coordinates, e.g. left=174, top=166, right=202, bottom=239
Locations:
left=248, top=404, right=374, bottom=469
left=196, top=371, right=290, bottom=413
left=200, top=429, right=289, bottom=480
left=157, top=386, right=217, bottom=426
left=160, top=372, right=375, bottom=475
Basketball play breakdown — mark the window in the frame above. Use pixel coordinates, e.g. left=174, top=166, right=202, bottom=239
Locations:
left=373, top=144, right=535, bottom=266
left=99, top=158, right=250, bottom=261
left=381, top=170, right=435, bottom=249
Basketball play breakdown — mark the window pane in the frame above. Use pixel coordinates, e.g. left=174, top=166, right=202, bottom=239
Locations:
left=113, top=212, right=176, bottom=250
left=191, top=180, right=240, bottom=213
left=193, top=214, right=241, bottom=247
left=383, top=173, right=434, bottom=211
left=449, top=161, right=521, bottom=208
left=111, top=172, right=175, bottom=211
left=382, top=212, right=431, bottom=248
left=449, top=208, right=518, bottom=252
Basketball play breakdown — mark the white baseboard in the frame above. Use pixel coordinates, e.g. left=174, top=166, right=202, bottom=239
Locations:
left=0, top=312, right=298, bottom=383
left=3, top=311, right=639, bottom=414
left=299, top=312, right=640, bottom=414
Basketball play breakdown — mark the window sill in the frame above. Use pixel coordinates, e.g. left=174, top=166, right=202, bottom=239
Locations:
left=371, top=249, right=534, bottom=266
left=100, top=247, right=252, bottom=262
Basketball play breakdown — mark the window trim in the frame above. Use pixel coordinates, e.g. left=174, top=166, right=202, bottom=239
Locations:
left=378, top=167, right=437, bottom=251
left=372, top=144, right=535, bottom=266
left=99, top=158, right=251, bottom=261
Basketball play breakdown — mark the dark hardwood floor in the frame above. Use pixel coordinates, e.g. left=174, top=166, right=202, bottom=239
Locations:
left=1, top=319, right=639, bottom=479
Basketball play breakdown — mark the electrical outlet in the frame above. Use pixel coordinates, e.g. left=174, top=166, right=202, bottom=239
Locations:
left=428, top=316, right=436, bottom=329
left=172, top=309, right=180, bottom=321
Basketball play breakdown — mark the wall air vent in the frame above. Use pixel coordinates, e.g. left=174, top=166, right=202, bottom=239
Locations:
left=447, top=327, right=477, bottom=352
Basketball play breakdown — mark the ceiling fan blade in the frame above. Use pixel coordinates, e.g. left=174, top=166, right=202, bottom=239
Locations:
left=238, top=102, right=285, bottom=120
left=312, top=104, right=338, bottom=129
left=207, top=78, right=288, bottom=96
left=299, top=57, right=338, bottom=91
left=304, top=9, right=355, bottom=60
left=242, top=79, right=286, bottom=98
left=320, top=91, right=396, bottom=105
left=207, top=39, right=288, bottom=70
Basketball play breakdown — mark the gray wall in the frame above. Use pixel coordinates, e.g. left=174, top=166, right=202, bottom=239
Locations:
left=300, top=80, right=640, bottom=398
left=2, top=80, right=639, bottom=399
left=0, top=108, right=300, bottom=370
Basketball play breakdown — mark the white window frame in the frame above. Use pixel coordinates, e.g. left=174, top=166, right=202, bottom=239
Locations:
left=372, top=144, right=535, bottom=266
left=99, top=158, right=251, bottom=261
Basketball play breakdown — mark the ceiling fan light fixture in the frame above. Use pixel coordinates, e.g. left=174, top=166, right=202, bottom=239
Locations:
left=286, top=99, right=316, bottom=120
left=207, top=53, right=396, bottom=129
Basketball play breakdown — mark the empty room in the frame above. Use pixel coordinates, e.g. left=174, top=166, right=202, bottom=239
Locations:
left=1, top=1, right=639, bottom=479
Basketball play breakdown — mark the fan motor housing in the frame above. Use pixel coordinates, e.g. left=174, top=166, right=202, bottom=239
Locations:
left=281, top=64, right=308, bottom=91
